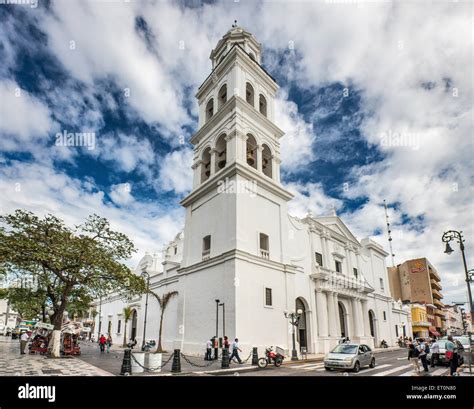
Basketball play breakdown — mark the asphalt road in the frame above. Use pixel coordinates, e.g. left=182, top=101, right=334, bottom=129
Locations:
left=223, top=349, right=470, bottom=377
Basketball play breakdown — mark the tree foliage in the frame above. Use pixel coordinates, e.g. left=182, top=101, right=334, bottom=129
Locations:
left=0, top=210, right=146, bottom=341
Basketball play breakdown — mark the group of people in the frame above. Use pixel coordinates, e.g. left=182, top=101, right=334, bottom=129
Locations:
left=98, top=334, right=113, bottom=353
left=205, top=336, right=243, bottom=364
left=407, top=336, right=463, bottom=376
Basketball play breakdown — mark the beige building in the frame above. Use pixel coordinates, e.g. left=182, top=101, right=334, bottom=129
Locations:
left=444, top=305, right=464, bottom=335
left=388, top=258, right=445, bottom=335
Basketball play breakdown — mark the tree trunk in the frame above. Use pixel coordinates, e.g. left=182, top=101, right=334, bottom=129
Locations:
left=123, top=320, right=128, bottom=347
left=156, top=313, right=164, bottom=353
left=49, top=301, right=68, bottom=358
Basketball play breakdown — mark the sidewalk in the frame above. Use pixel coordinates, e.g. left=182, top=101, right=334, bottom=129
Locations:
left=0, top=336, right=113, bottom=376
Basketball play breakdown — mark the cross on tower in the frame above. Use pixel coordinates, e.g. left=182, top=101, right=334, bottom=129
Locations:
left=232, top=20, right=238, bottom=28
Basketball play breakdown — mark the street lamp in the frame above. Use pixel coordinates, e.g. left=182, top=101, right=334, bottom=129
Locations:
left=284, top=309, right=303, bottom=361
left=214, top=299, right=220, bottom=360
left=97, top=296, right=102, bottom=342
left=442, top=230, right=474, bottom=328
left=219, top=302, right=225, bottom=338
left=141, top=271, right=150, bottom=351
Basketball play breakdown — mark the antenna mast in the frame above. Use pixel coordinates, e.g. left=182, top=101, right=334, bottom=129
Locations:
left=383, top=200, right=395, bottom=267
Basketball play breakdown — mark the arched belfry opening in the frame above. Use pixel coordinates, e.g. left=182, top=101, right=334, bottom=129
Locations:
left=246, top=83, right=254, bottom=107
left=218, top=84, right=227, bottom=109
left=201, top=147, right=211, bottom=183
left=215, top=134, right=227, bottom=173
left=259, top=94, right=267, bottom=117
left=206, top=99, right=214, bottom=122
left=246, top=134, right=257, bottom=169
left=262, top=144, right=272, bottom=178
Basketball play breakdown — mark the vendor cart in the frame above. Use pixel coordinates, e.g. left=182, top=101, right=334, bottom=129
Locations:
left=61, top=327, right=81, bottom=356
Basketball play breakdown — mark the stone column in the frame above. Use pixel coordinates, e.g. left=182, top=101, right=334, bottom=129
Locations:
left=351, top=298, right=363, bottom=338
left=333, top=293, right=341, bottom=338
left=210, top=149, right=217, bottom=176
left=327, top=292, right=338, bottom=337
left=316, top=289, right=328, bottom=337
left=273, top=156, right=281, bottom=182
left=361, top=299, right=371, bottom=337
left=345, top=245, right=352, bottom=276
left=256, top=145, right=263, bottom=172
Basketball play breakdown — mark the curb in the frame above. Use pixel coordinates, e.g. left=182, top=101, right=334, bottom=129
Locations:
left=193, top=365, right=260, bottom=375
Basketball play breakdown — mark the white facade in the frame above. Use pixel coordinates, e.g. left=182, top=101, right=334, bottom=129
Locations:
left=95, top=26, right=411, bottom=357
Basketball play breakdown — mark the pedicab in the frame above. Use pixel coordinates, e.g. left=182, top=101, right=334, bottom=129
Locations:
left=29, top=322, right=54, bottom=355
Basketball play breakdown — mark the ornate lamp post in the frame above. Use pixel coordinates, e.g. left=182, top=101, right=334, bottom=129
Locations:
left=141, top=271, right=150, bottom=351
left=442, top=230, right=474, bottom=328
left=214, top=299, right=220, bottom=360
left=219, top=302, right=226, bottom=338
left=284, top=309, right=303, bottom=361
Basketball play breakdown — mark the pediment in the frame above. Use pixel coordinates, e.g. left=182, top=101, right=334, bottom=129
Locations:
left=315, top=216, right=360, bottom=245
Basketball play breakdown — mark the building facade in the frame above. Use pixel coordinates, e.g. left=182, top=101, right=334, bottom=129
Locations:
left=444, top=305, right=464, bottom=336
left=94, top=26, right=411, bottom=356
left=388, top=258, right=445, bottom=336
left=410, top=303, right=431, bottom=339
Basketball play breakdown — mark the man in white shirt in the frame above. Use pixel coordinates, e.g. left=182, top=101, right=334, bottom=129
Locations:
left=430, top=338, right=440, bottom=367
left=20, top=331, right=30, bottom=355
left=205, top=338, right=212, bottom=361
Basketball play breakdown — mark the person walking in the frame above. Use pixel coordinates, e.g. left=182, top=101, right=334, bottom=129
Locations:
left=430, top=338, right=440, bottom=367
left=417, top=338, right=429, bottom=373
left=408, top=343, right=421, bottom=375
left=99, top=334, right=106, bottom=352
left=446, top=336, right=458, bottom=376
left=213, top=337, right=218, bottom=360
left=205, top=338, right=212, bottom=361
left=106, top=334, right=113, bottom=353
left=20, top=331, right=29, bottom=355
left=229, top=338, right=243, bottom=364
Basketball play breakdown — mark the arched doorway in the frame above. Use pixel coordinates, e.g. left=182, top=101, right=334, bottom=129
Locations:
left=130, top=309, right=138, bottom=341
left=368, top=310, right=377, bottom=343
left=296, top=298, right=307, bottom=352
left=338, top=302, right=347, bottom=337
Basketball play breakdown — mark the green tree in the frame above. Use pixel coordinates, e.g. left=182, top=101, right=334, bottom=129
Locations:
left=0, top=210, right=146, bottom=357
left=122, top=306, right=133, bottom=347
left=151, top=291, right=178, bottom=353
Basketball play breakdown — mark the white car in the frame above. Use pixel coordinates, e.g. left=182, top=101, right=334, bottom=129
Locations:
left=324, top=343, right=375, bottom=373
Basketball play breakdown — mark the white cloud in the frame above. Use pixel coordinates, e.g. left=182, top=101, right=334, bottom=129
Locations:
left=0, top=80, right=53, bottom=149
left=109, top=183, right=134, bottom=206
left=158, top=148, right=193, bottom=194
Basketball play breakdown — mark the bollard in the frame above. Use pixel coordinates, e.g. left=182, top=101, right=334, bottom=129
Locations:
left=120, top=349, right=132, bottom=375
left=221, top=348, right=230, bottom=369
left=252, top=347, right=258, bottom=365
left=171, top=349, right=181, bottom=373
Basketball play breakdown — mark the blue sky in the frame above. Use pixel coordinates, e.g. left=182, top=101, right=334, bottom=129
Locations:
left=0, top=1, right=472, bottom=305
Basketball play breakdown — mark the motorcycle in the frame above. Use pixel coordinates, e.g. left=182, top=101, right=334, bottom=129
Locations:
left=142, top=340, right=156, bottom=351
left=258, top=346, right=285, bottom=368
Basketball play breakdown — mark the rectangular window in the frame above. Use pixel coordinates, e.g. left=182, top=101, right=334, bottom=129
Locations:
left=395, top=325, right=398, bottom=337
left=380, top=278, right=384, bottom=291
left=353, top=268, right=358, bottom=278
left=383, top=311, right=387, bottom=321
left=202, top=235, right=211, bottom=260
left=265, top=288, right=272, bottom=307
left=315, top=252, right=323, bottom=266
left=117, top=320, right=121, bottom=334
left=335, top=260, right=342, bottom=273
left=259, top=233, right=269, bottom=259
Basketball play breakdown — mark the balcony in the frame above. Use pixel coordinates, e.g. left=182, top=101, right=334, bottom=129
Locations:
left=432, top=288, right=443, bottom=300
left=260, top=249, right=269, bottom=259
left=429, top=268, right=441, bottom=281
left=412, top=321, right=431, bottom=327
left=202, top=249, right=210, bottom=261
left=430, top=279, right=442, bottom=291
left=433, top=299, right=444, bottom=308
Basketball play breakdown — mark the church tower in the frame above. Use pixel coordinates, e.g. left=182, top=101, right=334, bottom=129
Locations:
left=178, top=24, right=295, bottom=353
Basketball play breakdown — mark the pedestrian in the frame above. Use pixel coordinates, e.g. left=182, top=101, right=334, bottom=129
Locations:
left=417, top=338, right=429, bottom=373
left=430, top=338, right=440, bottom=367
left=223, top=336, right=230, bottom=350
left=229, top=338, right=243, bottom=364
left=345, top=337, right=350, bottom=343
left=20, top=331, right=29, bottom=355
left=99, top=334, right=106, bottom=352
left=446, top=336, right=458, bottom=376
left=338, top=336, right=346, bottom=344
left=205, top=338, right=212, bottom=361
left=408, top=343, right=421, bottom=374
left=213, top=336, right=219, bottom=360
left=106, top=334, right=113, bottom=353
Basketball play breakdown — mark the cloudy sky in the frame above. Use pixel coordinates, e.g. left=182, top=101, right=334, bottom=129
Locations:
left=0, top=0, right=472, bottom=305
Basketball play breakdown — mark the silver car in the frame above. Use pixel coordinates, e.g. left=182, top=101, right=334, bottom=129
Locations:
left=324, top=343, right=375, bottom=373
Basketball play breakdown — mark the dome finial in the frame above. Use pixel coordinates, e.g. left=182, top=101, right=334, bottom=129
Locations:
left=232, top=19, right=238, bottom=28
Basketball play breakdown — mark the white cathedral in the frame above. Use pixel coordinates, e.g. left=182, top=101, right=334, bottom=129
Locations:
left=94, top=26, right=412, bottom=357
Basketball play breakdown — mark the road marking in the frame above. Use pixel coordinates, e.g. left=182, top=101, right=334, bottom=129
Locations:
left=353, top=364, right=391, bottom=375
left=431, top=368, right=449, bottom=376
left=373, top=364, right=412, bottom=376
left=288, top=363, right=324, bottom=369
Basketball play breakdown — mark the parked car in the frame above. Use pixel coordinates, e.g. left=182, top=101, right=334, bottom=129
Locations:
left=427, top=339, right=465, bottom=366
left=324, top=343, right=375, bottom=373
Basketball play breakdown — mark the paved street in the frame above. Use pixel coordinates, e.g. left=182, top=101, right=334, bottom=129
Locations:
left=219, top=349, right=474, bottom=377
left=0, top=336, right=112, bottom=376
